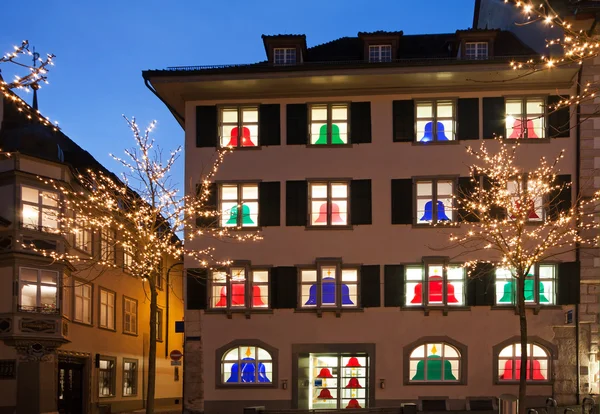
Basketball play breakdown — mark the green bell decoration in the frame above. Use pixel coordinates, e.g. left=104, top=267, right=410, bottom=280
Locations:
left=315, top=124, right=345, bottom=145
left=226, top=205, right=254, bottom=226
left=412, top=355, right=456, bottom=381
left=499, top=279, right=549, bottom=303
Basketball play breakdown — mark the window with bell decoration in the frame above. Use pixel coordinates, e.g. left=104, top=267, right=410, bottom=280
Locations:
left=497, top=343, right=550, bottom=382
left=505, top=98, right=546, bottom=139
left=219, top=183, right=259, bottom=228
left=309, top=103, right=349, bottom=145
left=309, top=182, right=349, bottom=227
left=408, top=343, right=461, bottom=383
left=495, top=264, right=556, bottom=306
left=219, top=106, right=259, bottom=148
left=300, top=262, right=358, bottom=309
left=507, top=178, right=544, bottom=222
left=405, top=263, right=465, bottom=307
left=209, top=266, right=269, bottom=310
left=221, top=345, right=273, bottom=384
left=416, top=179, right=455, bottom=224
left=415, top=100, right=456, bottom=143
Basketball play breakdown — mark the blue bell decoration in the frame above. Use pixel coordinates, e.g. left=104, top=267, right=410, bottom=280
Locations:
left=226, top=358, right=270, bottom=383
left=420, top=201, right=450, bottom=222
left=226, top=204, right=254, bottom=226
left=304, top=277, right=354, bottom=305
left=420, top=121, right=449, bottom=142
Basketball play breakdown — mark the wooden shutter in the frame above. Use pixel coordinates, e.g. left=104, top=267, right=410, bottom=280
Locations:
left=196, top=183, right=218, bottom=227
left=259, top=104, right=281, bottom=146
left=196, top=106, right=218, bottom=147
left=393, top=100, right=415, bottom=142
left=547, top=95, right=570, bottom=138
left=350, top=180, right=372, bottom=225
left=350, top=102, right=372, bottom=144
left=259, top=182, right=280, bottom=227
left=187, top=269, right=208, bottom=310
left=391, top=179, right=413, bottom=224
left=286, top=104, right=308, bottom=145
left=482, top=176, right=506, bottom=220
left=482, top=97, right=505, bottom=139
left=557, top=262, right=580, bottom=305
left=271, top=266, right=298, bottom=308
left=457, top=98, right=479, bottom=140
left=466, top=263, right=495, bottom=306
left=360, top=265, right=380, bottom=307
left=457, top=177, right=479, bottom=222
left=384, top=264, right=404, bottom=307
left=286, top=181, right=308, bottom=226
left=548, top=175, right=572, bottom=221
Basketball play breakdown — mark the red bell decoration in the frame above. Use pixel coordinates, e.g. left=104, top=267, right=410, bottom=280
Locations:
left=500, top=359, right=546, bottom=380
left=508, top=119, right=539, bottom=139
left=346, top=399, right=362, bottom=409
left=316, top=367, right=333, bottom=378
left=511, top=200, right=540, bottom=219
left=315, top=203, right=344, bottom=224
left=345, top=378, right=362, bottom=388
left=346, top=357, right=361, bottom=368
left=227, top=127, right=255, bottom=147
left=216, top=284, right=265, bottom=307
left=317, top=388, right=334, bottom=399
left=410, top=276, right=459, bottom=304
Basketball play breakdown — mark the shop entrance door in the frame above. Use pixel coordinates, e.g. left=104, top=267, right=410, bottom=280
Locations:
left=57, top=359, right=85, bottom=414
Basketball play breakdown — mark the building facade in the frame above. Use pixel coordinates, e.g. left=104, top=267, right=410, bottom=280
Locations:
left=0, top=89, right=185, bottom=413
left=145, top=28, right=587, bottom=413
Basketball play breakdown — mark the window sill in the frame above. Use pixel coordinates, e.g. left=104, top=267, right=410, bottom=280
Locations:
left=405, top=381, right=465, bottom=386
left=411, top=140, right=462, bottom=146
left=412, top=223, right=458, bottom=229
left=219, top=226, right=262, bottom=231
left=122, top=394, right=138, bottom=398
left=305, top=225, right=353, bottom=231
left=216, top=382, right=277, bottom=389
left=99, top=395, right=116, bottom=399
left=217, top=145, right=263, bottom=151
left=71, top=320, right=94, bottom=328
left=98, top=326, right=117, bottom=333
left=491, top=304, right=561, bottom=315
left=403, top=306, right=471, bottom=316
left=502, top=138, right=551, bottom=143
left=496, top=380, right=553, bottom=386
left=122, top=331, right=138, bottom=337
left=205, top=309, right=273, bottom=319
left=294, top=307, right=363, bottom=317
left=305, top=144, right=354, bottom=148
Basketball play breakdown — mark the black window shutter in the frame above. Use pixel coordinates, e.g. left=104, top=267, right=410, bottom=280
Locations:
left=259, top=104, right=281, bottom=146
left=196, top=183, right=218, bottom=227
left=286, top=181, right=308, bottom=226
left=393, top=100, right=415, bottom=142
left=259, top=182, right=280, bottom=227
left=547, top=95, right=570, bottom=138
left=482, top=176, right=506, bottom=220
left=457, top=98, right=479, bottom=140
left=187, top=268, right=208, bottom=310
left=271, top=266, right=298, bottom=308
left=350, top=102, right=372, bottom=144
left=482, top=97, right=505, bottom=139
left=350, top=180, right=372, bottom=225
left=557, top=262, right=580, bottom=305
left=196, top=105, right=218, bottom=147
left=360, top=265, right=380, bottom=307
left=286, top=104, right=308, bottom=145
left=548, top=175, right=572, bottom=221
left=384, top=264, right=404, bottom=307
left=467, top=263, right=495, bottom=306
left=457, top=177, right=479, bottom=222
left=391, top=179, right=413, bottom=224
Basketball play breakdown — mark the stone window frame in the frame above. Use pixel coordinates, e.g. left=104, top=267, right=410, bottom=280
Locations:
left=215, top=339, right=279, bottom=389
left=492, top=335, right=557, bottom=385
left=98, top=286, right=116, bottom=332
left=72, top=278, right=93, bottom=326
left=122, top=358, right=138, bottom=397
left=98, top=355, right=117, bottom=398
left=403, top=336, right=468, bottom=385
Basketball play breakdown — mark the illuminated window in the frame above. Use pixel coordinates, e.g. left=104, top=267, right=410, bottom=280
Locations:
left=507, top=178, right=544, bottom=222
left=220, top=106, right=258, bottom=147
left=100, top=228, right=116, bottom=263
left=465, top=42, right=488, bottom=60
left=123, top=359, right=138, bottom=396
left=74, top=215, right=92, bottom=253
left=21, top=186, right=59, bottom=231
left=74, top=282, right=92, bottom=324
left=98, top=357, right=116, bottom=397
left=498, top=343, right=550, bottom=382
left=409, top=343, right=461, bottom=382
left=274, top=48, right=296, bottom=65
left=123, top=296, right=137, bottom=334
left=99, top=288, right=115, bottom=330
left=416, top=179, right=454, bottom=224
left=369, top=45, right=392, bottom=62
left=221, top=345, right=273, bottom=384
left=123, top=245, right=134, bottom=270
left=505, top=98, right=545, bottom=139
left=219, top=183, right=258, bottom=228
left=300, top=264, right=358, bottom=308
left=309, top=103, right=349, bottom=145
left=18, top=267, right=58, bottom=313
left=416, top=100, right=455, bottom=142
left=495, top=264, right=556, bottom=305
left=405, top=264, right=465, bottom=307
left=210, top=267, right=269, bottom=309
left=309, top=182, right=348, bottom=226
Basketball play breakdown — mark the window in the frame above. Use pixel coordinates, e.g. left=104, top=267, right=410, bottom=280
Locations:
left=409, top=343, right=461, bottom=382
left=123, top=297, right=137, bottom=334
left=274, top=47, right=296, bottom=65
left=505, top=98, right=545, bottom=139
left=221, top=345, right=273, bottom=384
left=98, top=357, right=116, bottom=397
left=123, top=244, right=134, bottom=270
left=219, top=183, right=258, bottom=228
left=156, top=259, right=164, bottom=290
left=309, top=103, right=349, bottom=145
left=465, top=42, right=488, bottom=60
left=99, top=288, right=115, bottom=330
left=369, top=45, right=392, bottom=62
left=309, top=182, right=348, bottom=226
left=18, top=267, right=58, bottom=313
left=210, top=267, right=269, bottom=309
left=220, top=106, right=258, bottom=147
left=495, top=264, right=556, bottom=305
left=416, top=100, right=455, bottom=142
left=416, top=179, right=454, bottom=224
left=507, top=178, right=544, bottom=222
left=62, top=277, right=70, bottom=318
left=100, top=228, right=116, bottom=263
left=123, top=359, right=138, bottom=396
left=21, top=186, right=59, bottom=231
left=156, top=308, right=163, bottom=341
left=498, top=343, right=550, bottom=382
left=300, top=263, right=358, bottom=308
left=405, top=264, right=465, bottom=306
left=74, top=281, right=92, bottom=324
left=74, top=216, right=92, bottom=253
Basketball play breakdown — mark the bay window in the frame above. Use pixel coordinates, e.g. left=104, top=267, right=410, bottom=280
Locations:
left=18, top=267, right=58, bottom=313
left=21, top=186, right=59, bottom=231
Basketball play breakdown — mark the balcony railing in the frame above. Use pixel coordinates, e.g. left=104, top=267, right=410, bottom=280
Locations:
left=17, top=305, right=60, bottom=315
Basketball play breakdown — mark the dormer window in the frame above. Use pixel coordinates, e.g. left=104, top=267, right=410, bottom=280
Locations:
left=274, top=48, right=296, bottom=66
left=369, top=45, right=392, bottom=62
left=465, top=42, right=488, bottom=60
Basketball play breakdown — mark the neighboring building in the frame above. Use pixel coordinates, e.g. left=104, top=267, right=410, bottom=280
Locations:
left=144, top=28, right=584, bottom=413
left=474, top=0, right=600, bottom=402
left=0, top=87, right=185, bottom=413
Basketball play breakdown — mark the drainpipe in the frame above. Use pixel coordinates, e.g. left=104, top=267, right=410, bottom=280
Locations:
left=576, top=66, right=582, bottom=406
left=165, top=262, right=183, bottom=358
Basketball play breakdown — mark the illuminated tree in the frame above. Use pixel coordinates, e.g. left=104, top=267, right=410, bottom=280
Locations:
left=449, top=138, right=599, bottom=413
left=32, top=117, right=260, bottom=414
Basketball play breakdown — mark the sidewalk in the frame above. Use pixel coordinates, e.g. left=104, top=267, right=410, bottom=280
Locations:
left=125, top=405, right=182, bottom=413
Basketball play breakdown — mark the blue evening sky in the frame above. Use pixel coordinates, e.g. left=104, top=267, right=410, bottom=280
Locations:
left=2, top=0, right=474, bottom=189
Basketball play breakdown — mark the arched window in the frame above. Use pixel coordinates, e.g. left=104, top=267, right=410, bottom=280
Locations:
left=408, top=342, right=461, bottom=382
left=221, top=345, right=273, bottom=384
left=497, top=343, right=550, bottom=382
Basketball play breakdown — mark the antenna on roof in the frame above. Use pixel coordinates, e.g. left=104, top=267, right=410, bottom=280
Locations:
left=31, top=46, right=40, bottom=111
